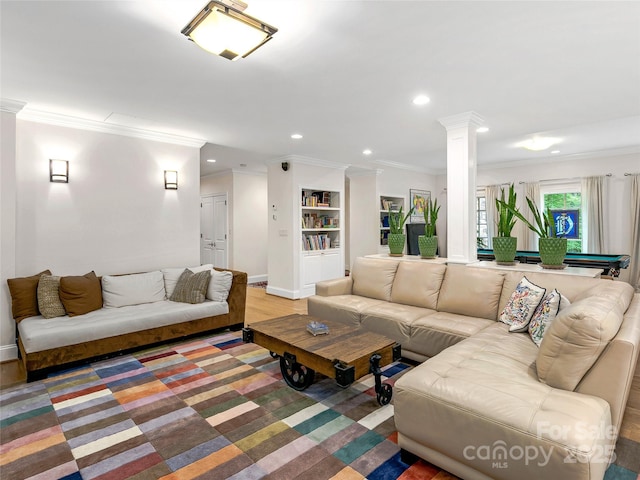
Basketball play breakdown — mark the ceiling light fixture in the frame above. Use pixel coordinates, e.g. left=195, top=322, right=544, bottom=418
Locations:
left=516, top=137, right=561, bottom=151
left=207, top=158, right=217, bottom=163
left=412, top=95, right=430, bottom=106
left=476, top=127, right=489, bottom=133
left=291, top=134, right=303, bottom=139
left=362, top=149, right=372, bottom=155
left=551, top=150, right=560, bottom=154
left=181, top=0, right=278, bottom=61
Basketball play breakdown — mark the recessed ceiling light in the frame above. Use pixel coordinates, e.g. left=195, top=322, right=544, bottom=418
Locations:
left=476, top=127, right=489, bottom=133
left=362, top=149, right=372, bottom=155
left=516, top=137, right=561, bottom=151
left=291, top=133, right=303, bottom=139
left=206, top=158, right=216, bottom=163
left=551, top=150, right=560, bottom=154
left=240, top=163, right=247, bottom=167
left=412, top=95, right=430, bottom=106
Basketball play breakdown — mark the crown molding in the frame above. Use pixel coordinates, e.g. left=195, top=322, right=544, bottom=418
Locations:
left=17, top=108, right=206, bottom=148
left=478, top=145, right=640, bottom=172
left=373, top=159, right=438, bottom=175
left=346, top=168, right=383, bottom=178
left=0, top=99, right=26, bottom=114
left=231, top=168, right=267, bottom=177
left=267, top=155, right=349, bottom=170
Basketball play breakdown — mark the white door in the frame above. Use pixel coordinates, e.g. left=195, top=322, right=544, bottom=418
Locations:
left=200, top=194, right=228, bottom=268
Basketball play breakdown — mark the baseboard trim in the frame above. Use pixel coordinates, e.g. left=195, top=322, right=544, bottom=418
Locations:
left=247, top=274, right=268, bottom=284
left=265, top=286, right=299, bottom=299
left=0, top=344, right=18, bottom=362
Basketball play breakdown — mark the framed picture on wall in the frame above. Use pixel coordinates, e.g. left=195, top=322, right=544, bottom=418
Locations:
left=410, top=189, right=430, bottom=222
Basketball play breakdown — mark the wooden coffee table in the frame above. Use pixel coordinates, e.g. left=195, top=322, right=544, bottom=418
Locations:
left=242, top=314, right=401, bottom=405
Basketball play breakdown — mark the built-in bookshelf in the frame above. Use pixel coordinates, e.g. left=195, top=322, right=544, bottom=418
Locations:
left=379, top=194, right=405, bottom=247
left=300, top=188, right=343, bottom=297
left=301, top=189, right=341, bottom=251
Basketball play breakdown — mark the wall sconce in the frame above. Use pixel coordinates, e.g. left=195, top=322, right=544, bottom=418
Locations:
left=50, top=159, right=69, bottom=183
left=164, top=170, right=178, bottom=190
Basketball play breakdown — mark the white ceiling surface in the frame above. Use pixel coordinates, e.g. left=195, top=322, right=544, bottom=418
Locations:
left=2, top=1, right=639, bottom=176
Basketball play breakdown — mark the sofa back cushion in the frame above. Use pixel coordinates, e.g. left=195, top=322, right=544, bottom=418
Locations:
left=437, top=265, right=505, bottom=320
left=59, top=271, right=103, bottom=317
left=351, top=257, right=399, bottom=301
left=162, top=264, right=213, bottom=298
left=498, top=271, right=601, bottom=313
left=102, top=271, right=166, bottom=308
left=536, top=281, right=634, bottom=391
left=391, top=262, right=446, bottom=309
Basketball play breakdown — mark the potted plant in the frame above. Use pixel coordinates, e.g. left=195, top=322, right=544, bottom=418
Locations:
left=418, top=198, right=440, bottom=258
left=388, top=205, right=414, bottom=256
left=493, top=184, right=518, bottom=265
left=497, top=197, right=567, bottom=268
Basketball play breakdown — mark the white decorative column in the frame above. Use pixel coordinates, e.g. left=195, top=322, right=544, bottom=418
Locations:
left=0, top=99, right=25, bottom=361
left=438, top=111, right=484, bottom=264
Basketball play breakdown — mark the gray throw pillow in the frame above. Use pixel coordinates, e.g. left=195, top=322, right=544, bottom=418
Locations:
left=37, top=274, right=66, bottom=319
left=170, top=269, right=211, bottom=304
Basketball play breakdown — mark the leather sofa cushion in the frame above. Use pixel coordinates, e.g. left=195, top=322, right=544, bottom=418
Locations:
left=7, top=270, right=52, bottom=322
left=391, top=262, right=446, bottom=310
left=360, top=303, right=435, bottom=346
left=536, top=281, right=634, bottom=390
left=406, top=312, right=494, bottom=359
left=307, top=294, right=386, bottom=328
left=437, top=264, right=505, bottom=320
left=395, top=322, right=611, bottom=477
left=351, top=257, right=399, bottom=301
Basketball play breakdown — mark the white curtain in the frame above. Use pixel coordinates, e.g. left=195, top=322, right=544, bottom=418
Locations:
left=581, top=176, right=608, bottom=253
left=629, top=174, right=640, bottom=291
left=521, top=182, right=540, bottom=250
left=485, top=185, right=501, bottom=248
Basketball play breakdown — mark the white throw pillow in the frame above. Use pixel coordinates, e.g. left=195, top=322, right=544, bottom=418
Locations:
left=162, top=264, right=212, bottom=298
left=207, top=270, right=233, bottom=302
left=528, top=289, right=570, bottom=346
left=499, top=276, right=546, bottom=332
left=102, top=271, right=166, bottom=308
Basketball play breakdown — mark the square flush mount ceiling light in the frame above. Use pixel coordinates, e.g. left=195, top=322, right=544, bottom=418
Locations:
left=181, top=0, right=278, bottom=61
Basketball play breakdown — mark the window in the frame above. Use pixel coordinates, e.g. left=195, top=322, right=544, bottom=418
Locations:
left=541, top=184, right=583, bottom=253
left=476, top=195, right=488, bottom=248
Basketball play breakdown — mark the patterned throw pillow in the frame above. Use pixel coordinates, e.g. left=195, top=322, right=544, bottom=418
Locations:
left=170, top=269, right=211, bottom=304
left=499, top=276, right=546, bottom=332
left=529, top=289, right=570, bottom=347
left=37, top=274, right=66, bottom=319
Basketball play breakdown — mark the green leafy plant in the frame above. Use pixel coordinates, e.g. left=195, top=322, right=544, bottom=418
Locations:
left=497, top=196, right=559, bottom=238
left=423, top=198, right=440, bottom=237
left=388, top=205, right=415, bottom=234
left=495, top=184, right=517, bottom=237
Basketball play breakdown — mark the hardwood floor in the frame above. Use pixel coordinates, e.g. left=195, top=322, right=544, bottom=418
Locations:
left=1, top=287, right=639, bottom=445
left=0, top=286, right=307, bottom=390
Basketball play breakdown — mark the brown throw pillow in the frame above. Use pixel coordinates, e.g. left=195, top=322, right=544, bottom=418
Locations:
left=37, top=275, right=67, bottom=319
left=170, top=269, right=211, bottom=304
left=59, top=271, right=103, bottom=317
left=7, top=270, right=51, bottom=322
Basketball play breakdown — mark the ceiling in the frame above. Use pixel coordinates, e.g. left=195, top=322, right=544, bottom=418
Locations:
left=2, top=0, right=639, bottom=176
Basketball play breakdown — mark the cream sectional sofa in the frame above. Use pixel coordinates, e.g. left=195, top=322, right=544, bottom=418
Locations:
left=307, top=256, right=640, bottom=480
left=15, top=266, right=247, bottom=380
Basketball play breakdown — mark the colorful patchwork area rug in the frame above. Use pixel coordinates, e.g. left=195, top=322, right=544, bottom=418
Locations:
left=1, top=331, right=639, bottom=480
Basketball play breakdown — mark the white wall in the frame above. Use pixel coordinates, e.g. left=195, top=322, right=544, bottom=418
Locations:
left=347, top=171, right=379, bottom=267
left=0, top=120, right=201, bottom=359
left=232, top=171, right=268, bottom=282
left=1, top=109, right=19, bottom=361
left=476, top=152, right=639, bottom=257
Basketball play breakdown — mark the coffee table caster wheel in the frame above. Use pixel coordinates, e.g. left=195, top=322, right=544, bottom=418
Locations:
left=377, top=383, right=392, bottom=405
left=280, top=356, right=315, bottom=391
left=269, top=351, right=278, bottom=359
